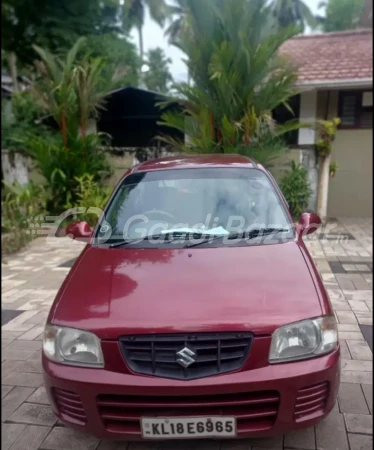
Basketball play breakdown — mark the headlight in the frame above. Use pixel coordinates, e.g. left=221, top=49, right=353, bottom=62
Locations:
left=269, top=316, right=338, bottom=363
left=43, top=324, right=104, bottom=368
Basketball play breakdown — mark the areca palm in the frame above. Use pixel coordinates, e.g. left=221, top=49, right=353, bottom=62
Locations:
left=270, top=0, right=316, bottom=32
left=123, top=0, right=168, bottom=62
left=158, top=0, right=301, bottom=165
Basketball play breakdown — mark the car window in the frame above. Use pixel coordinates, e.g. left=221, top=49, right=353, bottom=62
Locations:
left=97, top=167, right=292, bottom=245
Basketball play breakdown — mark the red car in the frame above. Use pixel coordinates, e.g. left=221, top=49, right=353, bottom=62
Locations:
left=42, top=154, right=340, bottom=441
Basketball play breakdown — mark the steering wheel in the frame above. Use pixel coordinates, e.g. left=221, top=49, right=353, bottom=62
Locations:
left=140, top=210, right=177, bottom=222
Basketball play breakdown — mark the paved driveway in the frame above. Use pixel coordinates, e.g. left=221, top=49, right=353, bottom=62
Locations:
left=2, top=218, right=372, bottom=450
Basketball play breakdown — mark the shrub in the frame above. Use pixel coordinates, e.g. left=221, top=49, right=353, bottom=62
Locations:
left=26, top=134, right=112, bottom=214
left=1, top=181, right=48, bottom=256
left=1, top=92, right=58, bottom=153
left=279, top=161, right=312, bottom=219
left=65, top=173, right=112, bottom=227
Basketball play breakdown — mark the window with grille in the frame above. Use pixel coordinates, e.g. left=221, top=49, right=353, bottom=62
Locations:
left=338, top=91, right=373, bottom=129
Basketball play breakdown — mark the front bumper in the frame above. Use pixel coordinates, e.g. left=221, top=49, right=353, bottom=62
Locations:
left=43, top=347, right=340, bottom=441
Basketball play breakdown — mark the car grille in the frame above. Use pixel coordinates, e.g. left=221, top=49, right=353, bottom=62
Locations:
left=294, top=382, right=329, bottom=421
left=53, top=388, right=87, bottom=425
left=119, top=333, right=253, bottom=380
left=97, top=390, right=280, bottom=435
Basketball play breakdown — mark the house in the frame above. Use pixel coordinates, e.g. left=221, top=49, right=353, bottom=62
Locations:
left=97, top=86, right=184, bottom=148
left=281, top=29, right=373, bottom=218
left=94, top=86, right=184, bottom=184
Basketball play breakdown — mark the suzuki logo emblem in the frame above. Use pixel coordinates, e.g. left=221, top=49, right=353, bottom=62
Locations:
left=176, top=347, right=196, bottom=368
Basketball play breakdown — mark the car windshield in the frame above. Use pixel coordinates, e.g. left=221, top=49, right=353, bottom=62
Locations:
left=95, top=167, right=293, bottom=246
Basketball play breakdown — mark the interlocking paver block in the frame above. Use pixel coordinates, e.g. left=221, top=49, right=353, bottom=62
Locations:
left=1, top=385, right=13, bottom=399
left=2, top=349, right=39, bottom=361
left=336, top=311, right=358, bottom=324
left=338, top=279, right=356, bottom=291
left=1, top=360, right=22, bottom=376
left=219, top=440, right=252, bottom=450
left=315, top=409, right=349, bottom=450
left=346, top=340, right=373, bottom=361
left=15, top=358, right=42, bottom=374
left=339, top=331, right=364, bottom=340
left=8, top=424, right=51, bottom=450
left=330, top=299, right=352, bottom=311
left=362, top=384, right=373, bottom=414
left=247, top=435, right=283, bottom=448
left=349, top=301, right=370, bottom=312
left=355, top=316, right=373, bottom=325
left=2, top=387, right=36, bottom=421
left=1, top=423, right=26, bottom=450
left=5, top=340, right=41, bottom=352
left=39, top=426, right=99, bottom=450
left=2, top=371, right=43, bottom=388
left=9, top=403, right=57, bottom=427
left=340, top=340, right=352, bottom=359
left=344, top=413, right=373, bottom=434
left=27, top=387, right=49, bottom=405
left=284, top=427, right=315, bottom=449
left=341, top=371, right=373, bottom=384
left=2, top=330, right=26, bottom=340
left=158, top=441, right=220, bottom=450
left=338, top=324, right=360, bottom=332
left=348, top=433, right=373, bottom=450
left=342, top=360, right=372, bottom=371
left=96, top=441, right=129, bottom=450
left=338, top=383, right=370, bottom=414
left=17, top=326, right=45, bottom=341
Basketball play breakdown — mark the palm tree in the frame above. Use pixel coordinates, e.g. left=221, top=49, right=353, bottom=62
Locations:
left=158, top=0, right=303, bottom=166
left=164, top=0, right=191, bottom=84
left=270, top=0, right=316, bottom=32
left=143, top=47, right=173, bottom=93
left=164, top=0, right=189, bottom=48
left=123, top=0, right=168, bottom=62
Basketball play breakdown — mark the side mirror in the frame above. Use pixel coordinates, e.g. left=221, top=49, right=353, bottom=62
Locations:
left=298, top=212, right=321, bottom=236
left=65, top=221, right=92, bottom=242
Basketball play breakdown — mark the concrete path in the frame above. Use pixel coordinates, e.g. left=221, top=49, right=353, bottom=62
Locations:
left=2, top=218, right=372, bottom=450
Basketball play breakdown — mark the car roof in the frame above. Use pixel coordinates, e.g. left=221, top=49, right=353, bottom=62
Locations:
left=131, top=154, right=261, bottom=174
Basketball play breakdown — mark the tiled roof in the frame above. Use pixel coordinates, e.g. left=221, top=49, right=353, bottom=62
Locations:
left=280, top=29, right=373, bottom=86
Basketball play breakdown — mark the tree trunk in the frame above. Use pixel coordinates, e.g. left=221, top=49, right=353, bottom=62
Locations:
left=8, top=52, right=20, bottom=93
left=137, top=25, right=144, bottom=63
left=316, top=153, right=331, bottom=223
left=137, top=25, right=146, bottom=88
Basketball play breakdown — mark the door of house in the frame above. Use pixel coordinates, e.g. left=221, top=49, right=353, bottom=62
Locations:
left=327, top=129, right=372, bottom=217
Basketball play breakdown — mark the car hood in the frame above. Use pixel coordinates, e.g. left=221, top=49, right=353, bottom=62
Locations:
left=51, top=242, right=323, bottom=339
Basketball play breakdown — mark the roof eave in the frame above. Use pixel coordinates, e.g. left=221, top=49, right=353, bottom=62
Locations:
left=295, top=77, right=373, bottom=90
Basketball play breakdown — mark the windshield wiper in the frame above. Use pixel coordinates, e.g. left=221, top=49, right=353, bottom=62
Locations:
left=185, top=228, right=290, bottom=248
left=108, top=231, right=207, bottom=248
left=109, top=228, right=289, bottom=249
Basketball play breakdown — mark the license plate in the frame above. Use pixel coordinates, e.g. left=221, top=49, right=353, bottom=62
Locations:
left=141, top=416, right=236, bottom=439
